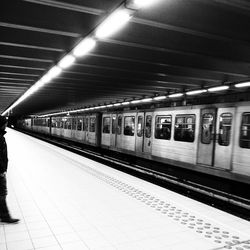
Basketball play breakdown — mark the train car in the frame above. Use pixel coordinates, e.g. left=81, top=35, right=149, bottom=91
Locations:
left=18, top=101, right=250, bottom=180
left=42, top=113, right=101, bottom=147
left=100, top=102, right=250, bottom=178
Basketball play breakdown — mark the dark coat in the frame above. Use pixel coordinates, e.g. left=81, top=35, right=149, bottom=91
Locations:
left=0, top=130, right=8, bottom=174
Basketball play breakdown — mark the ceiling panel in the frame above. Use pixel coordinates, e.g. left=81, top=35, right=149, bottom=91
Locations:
left=1, top=0, right=250, bottom=116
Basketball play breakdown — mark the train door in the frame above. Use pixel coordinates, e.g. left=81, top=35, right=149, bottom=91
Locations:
left=214, top=107, right=235, bottom=170
left=143, top=112, right=153, bottom=154
left=116, top=114, right=123, bottom=149
left=135, top=112, right=144, bottom=153
left=102, top=115, right=111, bottom=147
left=197, top=107, right=235, bottom=169
left=110, top=114, right=117, bottom=148
left=197, top=108, right=216, bottom=166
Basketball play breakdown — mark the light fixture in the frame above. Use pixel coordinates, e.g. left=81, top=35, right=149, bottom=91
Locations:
left=47, top=66, right=62, bottom=79
left=132, top=0, right=162, bottom=8
left=141, top=98, right=153, bottom=102
left=153, top=95, right=166, bottom=101
left=40, top=74, right=52, bottom=84
left=114, top=103, right=121, bottom=106
left=58, top=55, right=75, bottom=69
left=186, top=89, right=207, bottom=95
left=122, top=101, right=130, bottom=105
left=95, top=9, right=131, bottom=39
left=168, top=93, right=183, bottom=98
left=106, top=104, right=114, bottom=108
left=73, top=38, right=96, bottom=57
left=131, top=100, right=141, bottom=104
left=235, top=81, right=250, bottom=88
left=208, top=86, right=229, bottom=92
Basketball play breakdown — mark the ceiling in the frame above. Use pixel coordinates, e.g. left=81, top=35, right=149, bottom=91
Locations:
left=1, top=0, right=250, bottom=116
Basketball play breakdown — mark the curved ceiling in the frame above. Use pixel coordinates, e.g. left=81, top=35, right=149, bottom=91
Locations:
left=1, top=0, right=250, bottom=116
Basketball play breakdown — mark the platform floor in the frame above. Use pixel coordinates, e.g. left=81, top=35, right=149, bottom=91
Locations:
left=0, top=129, right=250, bottom=250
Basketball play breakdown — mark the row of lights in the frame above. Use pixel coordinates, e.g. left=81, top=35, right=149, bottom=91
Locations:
left=2, top=0, right=161, bottom=116
left=38, top=81, right=250, bottom=117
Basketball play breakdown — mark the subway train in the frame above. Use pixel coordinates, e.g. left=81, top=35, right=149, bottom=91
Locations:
left=17, top=101, right=250, bottom=182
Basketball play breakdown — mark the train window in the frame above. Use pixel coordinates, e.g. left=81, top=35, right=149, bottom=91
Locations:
left=240, top=113, right=250, bottom=149
left=218, top=113, right=232, bottom=146
left=201, top=113, right=214, bottom=144
left=137, top=116, right=143, bottom=137
left=85, top=117, right=89, bottom=131
left=117, top=116, right=122, bottom=135
left=174, top=115, right=195, bottom=142
left=72, top=118, right=77, bottom=130
left=46, top=119, right=50, bottom=127
left=89, top=117, right=96, bottom=132
left=63, top=118, right=67, bottom=129
left=65, top=118, right=72, bottom=130
left=82, top=117, right=86, bottom=131
left=103, top=117, right=111, bottom=134
left=112, top=115, right=116, bottom=134
left=155, top=116, right=172, bottom=140
left=124, top=116, right=135, bottom=136
left=145, top=115, right=152, bottom=138
left=51, top=118, right=56, bottom=128
left=77, top=118, right=83, bottom=131
left=60, top=118, right=64, bottom=128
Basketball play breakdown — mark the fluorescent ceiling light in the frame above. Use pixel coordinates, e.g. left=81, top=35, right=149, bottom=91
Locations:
left=235, top=81, right=250, bottom=88
left=168, top=93, right=183, bottom=98
left=131, top=100, right=141, bottom=104
left=40, top=74, right=52, bottom=84
left=73, top=38, right=96, bottom=57
left=141, top=98, right=153, bottom=102
left=153, top=96, right=166, bottom=101
left=122, top=101, right=130, bottom=105
left=58, top=55, right=75, bottom=69
left=114, top=103, right=121, bottom=106
left=186, top=89, right=207, bottom=95
left=133, top=0, right=162, bottom=8
left=95, top=9, right=131, bottom=39
left=47, top=66, right=62, bottom=79
left=208, top=86, right=229, bottom=92
left=106, top=104, right=113, bottom=107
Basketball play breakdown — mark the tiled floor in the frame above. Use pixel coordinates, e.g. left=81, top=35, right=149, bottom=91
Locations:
left=0, top=128, right=250, bottom=250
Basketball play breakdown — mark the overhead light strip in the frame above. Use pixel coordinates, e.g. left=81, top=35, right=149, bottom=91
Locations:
left=235, top=81, right=250, bottom=88
left=208, top=86, right=229, bottom=92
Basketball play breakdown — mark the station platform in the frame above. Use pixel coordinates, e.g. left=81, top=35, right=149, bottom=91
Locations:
left=0, top=129, right=250, bottom=250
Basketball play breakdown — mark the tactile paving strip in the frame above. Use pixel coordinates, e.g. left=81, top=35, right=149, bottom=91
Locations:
left=78, top=162, right=250, bottom=249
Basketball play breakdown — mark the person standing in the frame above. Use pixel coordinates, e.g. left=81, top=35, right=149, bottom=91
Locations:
left=0, top=115, right=19, bottom=223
